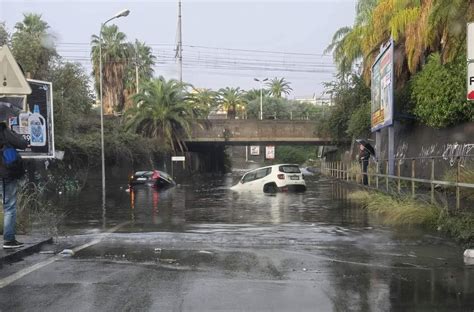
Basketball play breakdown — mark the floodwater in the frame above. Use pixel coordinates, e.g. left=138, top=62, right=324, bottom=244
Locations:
left=54, top=170, right=474, bottom=311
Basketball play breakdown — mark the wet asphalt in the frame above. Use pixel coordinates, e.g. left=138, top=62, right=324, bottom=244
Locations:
left=0, top=173, right=473, bottom=311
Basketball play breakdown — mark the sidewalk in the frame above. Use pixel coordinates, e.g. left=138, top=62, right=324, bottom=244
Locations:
left=0, top=235, right=53, bottom=264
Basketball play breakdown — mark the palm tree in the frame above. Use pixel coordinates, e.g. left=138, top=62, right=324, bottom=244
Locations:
left=244, top=88, right=269, bottom=102
left=91, top=24, right=130, bottom=114
left=326, top=0, right=474, bottom=84
left=324, top=26, right=363, bottom=76
left=11, top=13, right=57, bottom=79
left=124, top=76, right=194, bottom=153
left=218, top=87, right=246, bottom=119
left=188, top=88, right=218, bottom=118
left=124, top=40, right=156, bottom=110
left=428, top=0, right=474, bottom=64
left=266, top=78, right=293, bottom=98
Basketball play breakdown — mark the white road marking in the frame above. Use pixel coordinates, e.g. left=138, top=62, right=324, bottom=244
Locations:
left=0, top=222, right=129, bottom=289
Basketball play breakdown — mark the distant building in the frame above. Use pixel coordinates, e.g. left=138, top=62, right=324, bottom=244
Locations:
left=294, top=95, right=334, bottom=107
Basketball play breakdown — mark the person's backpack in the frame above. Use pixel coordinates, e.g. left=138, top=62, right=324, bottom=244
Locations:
left=2, top=145, right=25, bottom=179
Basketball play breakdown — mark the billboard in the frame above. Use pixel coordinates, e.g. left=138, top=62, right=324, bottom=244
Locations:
left=4, top=80, right=55, bottom=158
left=371, top=40, right=394, bottom=132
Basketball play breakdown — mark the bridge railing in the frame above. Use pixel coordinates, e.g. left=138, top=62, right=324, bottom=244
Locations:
left=321, top=156, right=474, bottom=211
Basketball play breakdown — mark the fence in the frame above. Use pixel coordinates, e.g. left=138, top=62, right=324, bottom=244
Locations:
left=321, top=156, right=474, bottom=211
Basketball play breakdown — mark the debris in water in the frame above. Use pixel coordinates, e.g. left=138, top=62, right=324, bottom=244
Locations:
left=464, top=249, right=474, bottom=258
left=198, top=250, right=212, bottom=255
left=59, top=249, right=74, bottom=257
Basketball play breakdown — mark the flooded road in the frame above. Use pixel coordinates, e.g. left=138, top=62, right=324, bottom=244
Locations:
left=2, top=172, right=474, bottom=311
left=59, top=173, right=368, bottom=233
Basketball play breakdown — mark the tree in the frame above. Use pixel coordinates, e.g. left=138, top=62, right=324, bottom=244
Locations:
left=265, top=77, right=293, bottom=98
left=188, top=88, right=218, bottom=118
left=0, top=22, right=9, bottom=46
left=244, top=88, right=269, bottom=102
left=428, top=0, right=474, bottom=64
left=48, top=61, right=93, bottom=134
left=326, top=0, right=474, bottom=84
left=11, top=13, right=57, bottom=80
left=317, top=73, right=370, bottom=140
left=218, top=87, right=246, bottom=119
left=91, top=24, right=130, bottom=114
left=124, top=40, right=156, bottom=110
left=124, top=76, right=195, bottom=153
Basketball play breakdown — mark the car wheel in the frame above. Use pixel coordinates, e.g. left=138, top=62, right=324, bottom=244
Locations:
left=263, top=183, right=278, bottom=193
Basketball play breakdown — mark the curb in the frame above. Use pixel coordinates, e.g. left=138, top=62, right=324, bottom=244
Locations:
left=0, top=237, right=53, bottom=264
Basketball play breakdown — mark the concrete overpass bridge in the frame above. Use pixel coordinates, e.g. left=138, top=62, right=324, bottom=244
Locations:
left=186, top=119, right=335, bottom=146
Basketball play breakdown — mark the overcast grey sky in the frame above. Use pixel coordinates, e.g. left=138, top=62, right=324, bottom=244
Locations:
left=1, top=0, right=357, bottom=97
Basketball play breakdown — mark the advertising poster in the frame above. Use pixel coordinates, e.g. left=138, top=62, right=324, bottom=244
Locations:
left=5, top=80, right=55, bottom=158
left=250, top=146, right=260, bottom=156
left=265, top=146, right=275, bottom=160
left=371, top=40, right=394, bottom=132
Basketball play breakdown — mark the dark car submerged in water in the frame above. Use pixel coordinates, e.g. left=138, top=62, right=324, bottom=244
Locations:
left=129, top=170, right=176, bottom=189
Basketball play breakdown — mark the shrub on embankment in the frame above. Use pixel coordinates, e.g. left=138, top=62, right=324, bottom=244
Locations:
left=349, top=191, right=474, bottom=245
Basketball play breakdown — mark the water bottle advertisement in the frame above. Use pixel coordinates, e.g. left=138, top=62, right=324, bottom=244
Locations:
left=8, top=79, right=55, bottom=158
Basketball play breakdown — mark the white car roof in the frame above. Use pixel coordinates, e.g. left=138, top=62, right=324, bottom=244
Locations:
left=243, top=164, right=299, bottom=174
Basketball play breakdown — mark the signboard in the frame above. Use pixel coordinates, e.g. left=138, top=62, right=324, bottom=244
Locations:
left=2, top=79, right=55, bottom=158
left=371, top=40, right=394, bottom=132
left=468, top=24, right=474, bottom=100
left=171, top=156, right=185, bottom=161
left=0, top=45, right=32, bottom=95
left=250, top=146, right=260, bottom=156
left=468, top=62, right=474, bottom=100
left=265, top=145, right=275, bottom=160
left=468, top=23, right=474, bottom=61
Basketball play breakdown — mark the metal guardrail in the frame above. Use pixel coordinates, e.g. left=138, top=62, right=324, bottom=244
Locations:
left=321, top=156, right=474, bottom=210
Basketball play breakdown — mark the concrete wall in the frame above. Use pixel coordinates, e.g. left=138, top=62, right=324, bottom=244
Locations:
left=356, top=121, right=474, bottom=179
left=189, top=119, right=333, bottom=145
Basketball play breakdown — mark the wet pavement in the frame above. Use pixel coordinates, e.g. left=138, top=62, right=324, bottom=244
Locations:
left=0, top=173, right=473, bottom=311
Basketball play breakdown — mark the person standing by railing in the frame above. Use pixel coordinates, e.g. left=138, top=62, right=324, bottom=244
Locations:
left=359, top=144, right=370, bottom=185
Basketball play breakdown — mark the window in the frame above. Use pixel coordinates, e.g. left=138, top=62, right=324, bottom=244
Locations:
left=242, top=171, right=257, bottom=183
left=255, top=167, right=271, bottom=179
left=279, top=165, right=300, bottom=173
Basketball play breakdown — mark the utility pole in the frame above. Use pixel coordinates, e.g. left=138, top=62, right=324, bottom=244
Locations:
left=175, top=0, right=183, bottom=83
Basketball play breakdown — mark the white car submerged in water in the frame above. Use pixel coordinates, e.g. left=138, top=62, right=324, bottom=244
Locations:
left=231, top=164, right=306, bottom=193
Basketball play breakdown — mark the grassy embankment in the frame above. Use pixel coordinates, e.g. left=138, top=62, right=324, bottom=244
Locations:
left=349, top=190, right=474, bottom=245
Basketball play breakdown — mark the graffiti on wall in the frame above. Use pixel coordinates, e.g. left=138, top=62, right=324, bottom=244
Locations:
left=442, top=143, right=474, bottom=167
left=395, top=142, right=408, bottom=164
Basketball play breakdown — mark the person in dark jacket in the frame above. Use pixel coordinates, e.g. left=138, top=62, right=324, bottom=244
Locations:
left=359, top=144, right=370, bottom=185
left=0, top=117, right=28, bottom=249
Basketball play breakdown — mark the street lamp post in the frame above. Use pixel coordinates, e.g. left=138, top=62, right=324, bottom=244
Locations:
left=99, top=9, right=130, bottom=208
left=254, top=78, right=268, bottom=120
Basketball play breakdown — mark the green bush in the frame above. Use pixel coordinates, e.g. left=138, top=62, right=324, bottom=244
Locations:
left=275, top=146, right=317, bottom=164
left=346, top=101, right=370, bottom=138
left=411, top=53, right=473, bottom=128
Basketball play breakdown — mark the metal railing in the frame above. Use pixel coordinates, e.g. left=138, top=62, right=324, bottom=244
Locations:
left=321, top=156, right=474, bottom=210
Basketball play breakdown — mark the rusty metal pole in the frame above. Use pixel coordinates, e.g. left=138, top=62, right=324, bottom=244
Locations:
left=397, top=159, right=401, bottom=193
left=456, top=159, right=460, bottom=210
left=346, top=162, right=350, bottom=182
left=411, top=159, right=416, bottom=198
left=431, top=158, right=435, bottom=204
left=376, top=161, right=379, bottom=189
left=368, top=162, right=371, bottom=187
